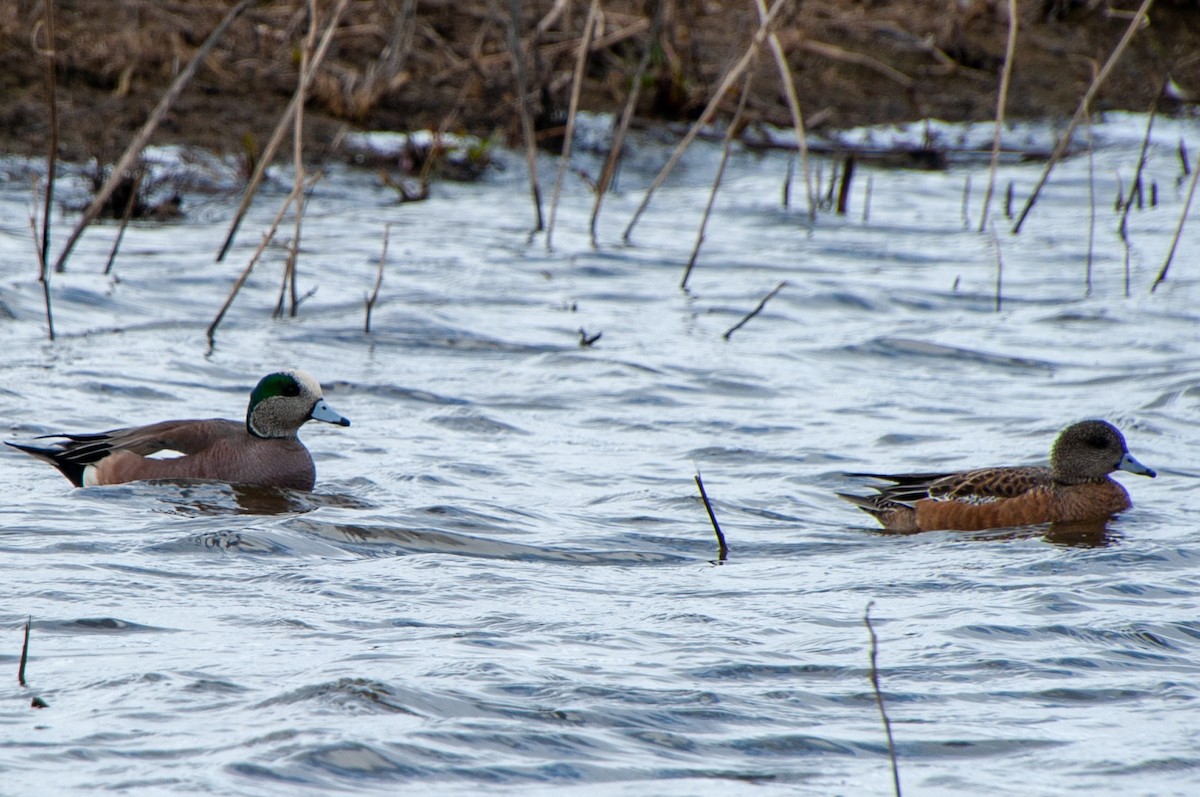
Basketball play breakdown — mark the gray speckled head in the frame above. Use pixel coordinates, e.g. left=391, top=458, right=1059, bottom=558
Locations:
left=1050, top=420, right=1155, bottom=484
left=246, top=370, right=350, bottom=439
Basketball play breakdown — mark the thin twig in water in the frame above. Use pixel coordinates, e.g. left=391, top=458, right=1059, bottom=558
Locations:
left=682, top=71, right=755, bottom=290
left=1012, top=0, right=1154, bottom=233
left=365, top=223, right=389, bottom=333
left=623, top=0, right=788, bottom=243
left=546, top=0, right=599, bottom=250
left=865, top=602, right=902, bottom=797
left=960, top=175, right=971, bottom=229
left=694, top=473, right=728, bottom=562
left=103, top=168, right=144, bottom=275
left=836, top=155, right=855, bottom=215
left=281, top=0, right=321, bottom=319
left=1085, top=110, right=1096, bottom=296
left=978, top=0, right=1018, bottom=232
left=589, top=1, right=664, bottom=246
left=216, top=0, right=350, bottom=262
left=40, top=0, right=59, bottom=276
left=862, top=175, right=873, bottom=224
left=723, top=281, right=787, bottom=340
left=507, top=0, right=544, bottom=233
left=1151, top=138, right=1200, bottom=292
left=29, top=191, right=55, bottom=340
left=55, top=0, right=255, bottom=273
left=755, top=0, right=815, bottom=219
left=18, top=616, right=31, bottom=687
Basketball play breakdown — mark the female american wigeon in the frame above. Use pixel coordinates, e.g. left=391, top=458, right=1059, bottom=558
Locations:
left=6, top=370, right=350, bottom=491
left=839, top=420, right=1155, bottom=532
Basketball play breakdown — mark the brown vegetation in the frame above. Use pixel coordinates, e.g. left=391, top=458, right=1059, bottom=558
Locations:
left=1, top=1, right=1197, bottom=163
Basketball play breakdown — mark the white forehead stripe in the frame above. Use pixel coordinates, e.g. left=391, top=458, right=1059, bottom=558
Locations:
left=289, top=370, right=322, bottom=396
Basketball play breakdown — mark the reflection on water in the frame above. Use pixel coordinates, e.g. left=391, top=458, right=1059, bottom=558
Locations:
left=1, top=115, right=1198, bottom=795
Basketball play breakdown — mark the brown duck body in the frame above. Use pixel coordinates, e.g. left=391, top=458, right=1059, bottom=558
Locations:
left=839, top=421, right=1155, bottom=532
left=7, top=370, right=349, bottom=492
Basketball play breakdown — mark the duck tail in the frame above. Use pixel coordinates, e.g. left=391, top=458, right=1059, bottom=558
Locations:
left=6, top=441, right=87, bottom=487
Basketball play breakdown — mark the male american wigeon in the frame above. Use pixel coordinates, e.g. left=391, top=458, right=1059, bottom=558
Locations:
left=6, top=370, right=350, bottom=491
left=839, top=420, right=1155, bottom=532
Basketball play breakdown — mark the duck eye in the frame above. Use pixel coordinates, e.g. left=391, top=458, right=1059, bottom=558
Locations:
left=282, top=380, right=300, bottom=397
left=1085, top=434, right=1109, bottom=449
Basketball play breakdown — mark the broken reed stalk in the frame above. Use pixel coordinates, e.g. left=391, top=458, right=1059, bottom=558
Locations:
left=978, top=0, right=1018, bottom=232
left=507, top=0, right=545, bottom=233
left=991, top=221, right=1003, bottom=312
left=694, top=473, right=728, bottom=562
left=546, top=0, right=600, bottom=250
left=28, top=207, right=55, bottom=339
left=53, top=0, right=254, bottom=274
left=1151, top=139, right=1200, bottom=292
left=364, top=223, right=389, bottom=333
left=40, top=0, right=58, bottom=275
left=207, top=175, right=313, bottom=345
left=681, top=72, right=755, bottom=291
left=1119, top=87, right=1164, bottom=242
left=102, top=167, right=144, bottom=275
left=216, top=0, right=350, bottom=262
left=754, top=0, right=815, bottom=219
left=865, top=602, right=902, bottom=797
left=623, top=0, right=789, bottom=243
left=835, top=155, right=855, bottom=215
left=18, top=616, right=31, bottom=687
left=960, top=175, right=971, bottom=229
left=723, top=280, right=787, bottom=340
left=274, top=188, right=308, bottom=318
left=1012, top=0, right=1154, bottom=233
left=589, top=0, right=664, bottom=245
left=862, top=175, right=873, bottom=223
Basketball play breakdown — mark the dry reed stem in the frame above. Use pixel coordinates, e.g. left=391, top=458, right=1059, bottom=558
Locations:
left=978, top=0, right=1017, bottom=232
left=589, top=1, right=664, bottom=246
left=681, top=71, right=755, bottom=291
left=1085, top=110, right=1096, bottom=296
left=365, top=223, right=389, bottom=333
left=217, top=0, right=351, bottom=262
left=18, top=616, right=31, bottom=687
left=755, top=0, right=815, bottom=219
left=864, top=602, right=902, bottom=797
left=1151, top=138, right=1200, bottom=292
left=53, top=0, right=255, bottom=274
left=623, top=0, right=789, bottom=244
left=693, top=473, right=728, bottom=562
left=40, top=0, right=58, bottom=277
left=103, top=167, right=144, bottom=276
left=1119, top=88, right=1163, bottom=242
left=800, top=39, right=913, bottom=90
left=835, top=155, right=855, bottom=215
left=990, top=221, right=1003, bottom=312
left=507, top=0, right=545, bottom=233
left=723, top=280, right=787, bottom=340
left=546, top=0, right=601, bottom=251
left=207, top=175, right=315, bottom=346
left=1012, top=0, right=1154, bottom=233
left=863, top=174, right=873, bottom=223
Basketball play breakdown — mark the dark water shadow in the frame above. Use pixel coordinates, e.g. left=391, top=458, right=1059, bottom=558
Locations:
left=89, top=480, right=377, bottom=517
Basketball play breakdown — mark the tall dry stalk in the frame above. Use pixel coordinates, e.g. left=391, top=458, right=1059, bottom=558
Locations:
left=364, top=224, right=390, bottom=334
left=623, top=0, right=789, bottom=243
left=36, top=0, right=59, bottom=339
left=507, top=0, right=545, bottom=233
left=1084, top=110, right=1096, bottom=296
left=54, top=0, right=255, bottom=274
left=217, top=0, right=351, bottom=262
left=754, top=0, right=814, bottom=219
left=1151, top=138, right=1200, bottom=292
left=546, top=0, right=601, bottom=250
left=1012, top=0, right=1154, bottom=233
left=865, top=603, right=902, bottom=797
left=589, top=1, right=665, bottom=245
left=978, top=0, right=1018, bottom=232
left=682, top=72, right=755, bottom=290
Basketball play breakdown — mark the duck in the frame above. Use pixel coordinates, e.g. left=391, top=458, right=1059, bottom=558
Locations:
left=838, top=420, right=1155, bottom=532
left=6, top=370, right=350, bottom=491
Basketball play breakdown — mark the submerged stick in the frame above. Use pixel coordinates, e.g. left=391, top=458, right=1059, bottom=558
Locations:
left=507, top=0, right=545, bottom=233
left=1085, top=111, right=1096, bottom=296
left=682, top=72, right=755, bottom=290
left=723, top=280, right=787, bottom=340
left=694, top=473, right=728, bottom=562
left=990, top=222, right=1004, bottom=312
left=1012, top=0, right=1154, bottom=233
left=865, top=602, right=902, bottom=797
left=40, top=0, right=59, bottom=274
left=1151, top=140, right=1200, bottom=292
left=546, top=0, right=600, bottom=250
left=216, top=0, right=350, bottom=262
left=55, top=0, right=255, bottom=273
left=365, top=223, right=390, bottom=333
left=623, top=0, right=788, bottom=243
left=978, top=0, right=1018, bottom=232
left=589, top=1, right=663, bottom=245
left=836, top=155, right=855, bottom=215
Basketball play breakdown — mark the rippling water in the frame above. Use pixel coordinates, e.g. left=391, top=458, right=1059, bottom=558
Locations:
left=2, top=114, right=1199, bottom=795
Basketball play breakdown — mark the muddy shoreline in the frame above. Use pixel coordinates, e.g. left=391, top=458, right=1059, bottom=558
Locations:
left=1, top=1, right=1197, bottom=165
